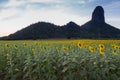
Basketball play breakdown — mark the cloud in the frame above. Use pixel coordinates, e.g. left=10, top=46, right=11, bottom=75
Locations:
left=0, top=0, right=91, bottom=37
left=0, top=0, right=92, bottom=21
left=5, top=0, right=25, bottom=7
left=29, top=0, right=62, bottom=3
left=0, top=8, right=90, bottom=36
left=26, top=0, right=92, bottom=10
left=0, top=0, right=120, bottom=37
left=0, top=0, right=92, bottom=9
left=0, top=7, right=23, bottom=20
left=104, top=0, right=120, bottom=22
left=29, top=0, right=90, bottom=3
left=107, top=17, right=120, bottom=22
left=106, top=17, right=120, bottom=29
left=104, top=0, right=120, bottom=11
left=103, top=1, right=120, bottom=15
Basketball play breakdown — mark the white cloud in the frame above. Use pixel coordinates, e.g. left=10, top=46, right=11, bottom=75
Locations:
left=107, top=17, right=120, bottom=22
left=29, top=0, right=62, bottom=3
left=0, top=8, right=90, bottom=37
left=106, top=17, right=120, bottom=29
left=6, top=0, right=92, bottom=8
left=0, top=0, right=120, bottom=37
left=105, top=1, right=120, bottom=8
left=4, top=0, right=26, bottom=8
left=29, top=0, right=90, bottom=3
left=0, top=8, right=22, bottom=21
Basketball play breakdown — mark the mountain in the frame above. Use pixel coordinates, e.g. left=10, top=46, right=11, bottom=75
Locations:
left=81, top=6, right=120, bottom=39
left=1, top=22, right=62, bottom=40
left=0, top=6, right=120, bottom=40
left=1, top=21, right=82, bottom=40
left=60, top=21, right=81, bottom=39
left=92, top=6, right=105, bottom=23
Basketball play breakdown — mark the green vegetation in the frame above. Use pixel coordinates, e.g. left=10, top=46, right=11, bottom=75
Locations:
left=0, top=40, right=120, bottom=80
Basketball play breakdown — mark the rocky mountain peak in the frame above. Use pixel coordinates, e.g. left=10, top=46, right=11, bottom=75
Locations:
left=67, top=21, right=77, bottom=25
left=92, top=6, right=105, bottom=23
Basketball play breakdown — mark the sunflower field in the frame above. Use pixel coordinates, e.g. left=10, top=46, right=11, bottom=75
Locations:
left=0, top=40, right=120, bottom=80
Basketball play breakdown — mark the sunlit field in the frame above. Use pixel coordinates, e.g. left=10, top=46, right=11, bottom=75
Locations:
left=0, top=40, right=120, bottom=80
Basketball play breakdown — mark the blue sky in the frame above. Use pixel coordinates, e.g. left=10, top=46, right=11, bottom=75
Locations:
left=0, top=0, right=120, bottom=36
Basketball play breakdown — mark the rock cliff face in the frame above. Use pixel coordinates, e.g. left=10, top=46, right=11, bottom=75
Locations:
left=92, top=6, right=105, bottom=23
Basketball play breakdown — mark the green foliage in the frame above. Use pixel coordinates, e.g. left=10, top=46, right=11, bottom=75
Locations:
left=0, top=40, right=120, bottom=80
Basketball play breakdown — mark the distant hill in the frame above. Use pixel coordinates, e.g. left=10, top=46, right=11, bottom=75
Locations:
left=60, top=21, right=81, bottom=39
left=1, top=22, right=62, bottom=40
left=0, top=6, right=120, bottom=40
left=81, top=6, right=120, bottom=39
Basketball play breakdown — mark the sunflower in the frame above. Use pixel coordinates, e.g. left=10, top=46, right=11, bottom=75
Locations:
left=78, top=42, right=82, bottom=48
left=14, top=44, right=17, bottom=49
left=99, top=48, right=104, bottom=55
left=85, top=45, right=89, bottom=49
left=35, top=42, right=39, bottom=46
left=112, top=50, right=118, bottom=55
left=114, top=46, right=119, bottom=49
left=63, top=46, right=67, bottom=52
left=5, top=44, right=9, bottom=48
left=32, top=48, right=35, bottom=54
left=89, top=47, right=95, bottom=53
left=99, top=44, right=104, bottom=49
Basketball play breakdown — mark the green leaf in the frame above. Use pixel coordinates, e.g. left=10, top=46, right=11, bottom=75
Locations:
left=62, top=61, right=69, bottom=66
left=62, top=67, right=68, bottom=73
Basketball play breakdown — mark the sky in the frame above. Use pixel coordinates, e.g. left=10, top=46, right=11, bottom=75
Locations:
left=0, top=0, right=120, bottom=37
